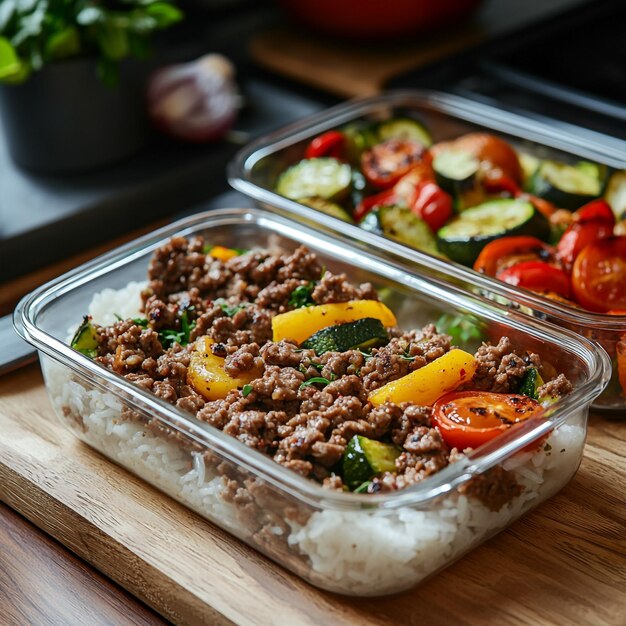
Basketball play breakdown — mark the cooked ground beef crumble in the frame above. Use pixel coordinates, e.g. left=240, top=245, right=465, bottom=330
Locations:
left=87, top=236, right=572, bottom=506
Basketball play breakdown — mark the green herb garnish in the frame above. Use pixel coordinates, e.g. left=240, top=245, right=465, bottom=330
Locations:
left=299, top=377, right=331, bottom=390
left=288, top=283, right=316, bottom=309
left=241, top=384, right=253, bottom=397
left=133, top=318, right=149, bottom=328
left=436, top=313, right=484, bottom=346
left=218, top=302, right=246, bottom=317
left=114, top=313, right=123, bottom=321
left=159, top=309, right=195, bottom=349
left=354, top=481, right=372, bottom=494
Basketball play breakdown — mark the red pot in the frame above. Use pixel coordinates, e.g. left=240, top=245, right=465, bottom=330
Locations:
left=278, top=0, right=484, bottom=40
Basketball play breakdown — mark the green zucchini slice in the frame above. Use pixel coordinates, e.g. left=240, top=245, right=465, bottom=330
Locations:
left=436, top=199, right=549, bottom=266
left=377, top=117, right=433, bottom=147
left=519, top=367, right=545, bottom=400
left=360, top=205, right=439, bottom=256
left=604, top=169, right=626, bottom=220
left=71, top=316, right=98, bottom=358
left=276, top=158, right=352, bottom=202
left=300, top=197, right=354, bottom=223
left=301, top=317, right=388, bottom=355
left=531, top=160, right=608, bottom=210
left=518, top=152, right=541, bottom=190
left=433, top=148, right=480, bottom=196
left=342, top=435, right=402, bottom=490
left=342, top=121, right=378, bottom=162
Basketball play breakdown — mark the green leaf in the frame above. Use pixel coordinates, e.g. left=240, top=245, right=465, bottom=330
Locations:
left=145, top=3, right=183, bottom=28
left=76, top=7, right=104, bottom=26
left=0, top=36, right=23, bottom=79
left=299, top=377, right=331, bottom=390
left=288, top=283, right=315, bottom=309
left=45, top=26, right=80, bottom=60
left=241, top=384, right=253, bottom=398
left=98, top=23, right=129, bottom=60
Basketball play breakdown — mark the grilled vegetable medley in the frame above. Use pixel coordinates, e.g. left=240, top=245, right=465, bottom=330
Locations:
left=275, top=120, right=626, bottom=315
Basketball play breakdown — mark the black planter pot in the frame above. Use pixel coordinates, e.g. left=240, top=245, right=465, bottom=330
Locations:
left=0, top=57, right=152, bottom=174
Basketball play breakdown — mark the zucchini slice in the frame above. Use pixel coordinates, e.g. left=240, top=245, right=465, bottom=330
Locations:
left=377, top=117, right=433, bottom=147
left=342, top=435, right=402, bottom=490
left=301, top=317, right=388, bottom=355
left=71, top=316, right=98, bottom=358
left=436, top=199, right=549, bottom=266
left=300, top=197, right=354, bottom=223
left=360, top=205, right=439, bottom=256
left=342, top=121, right=378, bottom=162
left=432, top=148, right=480, bottom=196
left=604, top=169, right=626, bottom=220
left=531, top=160, right=608, bottom=210
left=519, top=367, right=544, bottom=400
left=518, top=152, right=541, bottom=191
left=276, top=158, right=352, bottom=202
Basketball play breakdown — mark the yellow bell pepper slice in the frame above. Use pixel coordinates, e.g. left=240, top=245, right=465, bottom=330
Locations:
left=272, top=300, right=397, bottom=344
left=368, top=348, right=478, bottom=407
left=209, top=245, right=239, bottom=261
left=187, top=336, right=260, bottom=400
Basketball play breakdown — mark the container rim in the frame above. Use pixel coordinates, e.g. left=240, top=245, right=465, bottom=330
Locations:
left=227, top=88, right=626, bottom=333
left=14, top=207, right=611, bottom=511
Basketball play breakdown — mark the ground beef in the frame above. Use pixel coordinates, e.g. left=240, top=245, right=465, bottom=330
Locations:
left=90, top=236, right=573, bottom=507
left=537, top=373, right=573, bottom=399
left=458, top=465, right=523, bottom=511
left=470, top=336, right=541, bottom=393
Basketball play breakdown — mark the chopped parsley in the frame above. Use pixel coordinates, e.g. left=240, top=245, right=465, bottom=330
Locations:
left=288, top=283, right=316, bottom=308
left=299, top=376, right=332, bottom=390
left=133, top=318, right=149, bottom=328
left=159, top=309, right=195, bottom=349
left=241, top=384, right=253, bottom=397
left=354, top=481, right=372, bottom=494
left=114, top=313, right=123, bottom=321
left=215, top=299, right=246, bottom=317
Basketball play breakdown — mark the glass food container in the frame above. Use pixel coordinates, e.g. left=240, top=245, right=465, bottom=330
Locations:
left=15, top=208, right=610, bottom=595
left=228, top=90, right=626, bottom=413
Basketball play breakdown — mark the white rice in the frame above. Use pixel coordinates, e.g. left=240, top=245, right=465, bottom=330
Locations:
left=42, top=282, right=586, bottom=596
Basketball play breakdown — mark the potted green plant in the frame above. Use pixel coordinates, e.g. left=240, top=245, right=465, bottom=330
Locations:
left=0, top=0, right=183, bottom=173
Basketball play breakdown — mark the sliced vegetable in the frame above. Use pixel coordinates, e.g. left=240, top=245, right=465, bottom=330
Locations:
left=376, top=117, right=432, bottom=147
left=276, top=158, right=352, bottom=202
left=604, top=169, right=626, bottom=220
left=301, top=317, right=388, bottom=355
left=432, top=148, right=480, bottom=196
left=208, top=245, right=240, bottom=261
left=473, top=236, right=556, bottom=276
left=616, top=339, right=626, bottom=396
left=519, top=367, right=545, bottom=400
left=300, top=197, right=354, bottom=223
left=410, top=181, right=453, bottom=232
left=342, top=121, right=378, bottom=162
left=497, top=261, right=571, bottom=299
left=188, top=336, right=260, bottom=400
left=342, top=435, right=402, bottom=490
left=361, top=139, right=426, bottom=189
left=557, top=217, right=614, bottom=271
left=272, top=300, right=397, bottom=344
left=571, top=236, right=626, bottom=312
left=71, top=316, right=98, bottom=358
left=304, top=130, right=346, bottom=160
left=575, top=199, right=615, bottom=225
left=432, top=391, right=544, bottom=450
left=531, top=160, right=608, bottom=210
left=368, top=348, right=477, bottom=407
left=519, top=152, right=541, bottom=189
left=360, top=205, right=439, bottom=255
left=430, top=133, right=523, bottom=184
left=436, top=199, right=549, bottom=266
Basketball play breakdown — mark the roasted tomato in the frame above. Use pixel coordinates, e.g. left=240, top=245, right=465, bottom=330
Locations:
left=432, top=391, right=544, bottom=450
left=410, top=181, right=453, bottom=231
left=304, top=130, right=346, bottom=160
left=617, top=340, right=626, bottom=396
left=430, top=133, right=523, bottom=184
left=361, top=138, right=427, bottom=189
left=497, top=261, right=571, bottom=299
left=557, top=199, right=616, bottom=271
left=571, top=236, right=626, bottom=312
left=474, top=236, right=557, bottom=276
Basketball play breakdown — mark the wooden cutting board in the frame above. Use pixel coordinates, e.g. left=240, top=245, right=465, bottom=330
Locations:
left=1, top=363, right=625, bottom=626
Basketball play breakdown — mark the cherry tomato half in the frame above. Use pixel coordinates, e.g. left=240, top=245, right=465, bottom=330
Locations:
left=304, top=131, right=346, bottom=160
left=361, top=139, right=426, bottom=189
left=575, top=199, right=616, bottom=226
left=432, top=391, right=544, bottom=450
left=497, top=260, right=571, bottom=299
left=410, top=181, right=453, bottom=231
left=474, top=236, right=556, bottom=277
left=571, top=236, right=626, bottom=312
left=557, top=221, right=615, bottom=271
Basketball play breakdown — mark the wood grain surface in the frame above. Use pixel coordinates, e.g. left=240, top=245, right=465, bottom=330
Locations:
left=0, top=363, right=624, bottom=626
left=0, top=503, right=166, bottom=626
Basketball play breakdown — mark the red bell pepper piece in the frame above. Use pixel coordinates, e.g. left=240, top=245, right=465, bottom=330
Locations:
left=473, top=236, right=556, bottom=276
left=353, top=188, right=398, bottom=222
left=497, top=260, right=571, bottom=299
left=410, top=181, right=453, bottom=232
left=557, top=221, right=614, bottom=271
left=574, top=199, right=615, bottom=225
left=304, top=131, right=346, bottom=160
